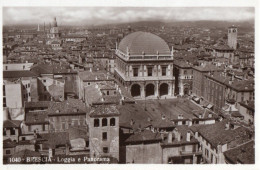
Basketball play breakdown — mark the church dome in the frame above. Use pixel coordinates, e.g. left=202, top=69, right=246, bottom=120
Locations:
left=118, top=31, right=171, bottom=55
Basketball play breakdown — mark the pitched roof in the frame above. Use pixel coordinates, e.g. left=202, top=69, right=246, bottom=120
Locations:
left=193, top=64, right=224, bottom=72
left=78, top=70, right=114, bottom=81
left=11, top=149, right=41, bottom=158
left=206, top=73, right=254, bottom=92
left=239, top=101, right=254, bottom=111
left=117, top=103, right=152, bottom=130
left=25, top=101, right=53, bottom=108
left=68, top=127, right=88, bottom=141
left=3, top=70, right=39, bottom=79
left=190, top=120, right=250, bottom=149
left=224, top=140, right=254, bottom=164
left=4, top=120, right=22, bottom=128
left=25, top=111, right=49, bottom=125
left=47, top=98, right=87, bottom=115
left=89, top=105, right=120, bottom=118
left=3, top=139, right=17, bottom=148
left=125, top=130, right=162, bottom=143
left=37, top=132, right=69, bottom=148
left=30, top=64, right=74, bottom=75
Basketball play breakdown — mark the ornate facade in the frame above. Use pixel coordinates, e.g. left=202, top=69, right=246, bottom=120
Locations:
left=114, top=31, right=175, bottom=99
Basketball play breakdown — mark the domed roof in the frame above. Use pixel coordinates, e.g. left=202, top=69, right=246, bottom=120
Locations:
left=118, top=31, right=171, bottom=55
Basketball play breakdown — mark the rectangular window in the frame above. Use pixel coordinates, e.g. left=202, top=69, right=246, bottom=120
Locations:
left=182, top=145, right=185, bottom=151
left=133, top=68, right=138, bottom=77
left=102, top=132, right=107, bottom=141
left=103, top=147, right=109, bottom=153
left=62, top=123, right=66, bottom=130
left=3, top=130, right=6, bottom=136
left=6, top=150, right=11, bottom=155
left=148, top=67, right=153, bottom=76
left=10, top=128, right=16, bottom=135
left=5, top=66, right=8, bottom=70
left=3, top=97, right=6, bottom=107
left=42, top=124, right=45, bottom=131
left=162, top=66, right=167, bottom=76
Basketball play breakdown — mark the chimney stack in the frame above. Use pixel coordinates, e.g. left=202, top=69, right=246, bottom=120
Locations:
left=225, top=122, right=230, bottom=130
left=208, top=113, right=212, bottom=118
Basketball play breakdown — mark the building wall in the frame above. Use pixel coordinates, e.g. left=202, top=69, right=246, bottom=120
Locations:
left=22, top=124, right=49, bottom=134
left=3, top=147, right=16, bottom=157
left=204, top=76, right=225, bottom=113
left=89, top=116, right=119, bottom=161
left=238, top=104, right=254, bottom=124
left=3, top=128, right=20, bottom=142
left=3, top=63, right=34, bottom=71
left=126, top=142, right=162, bottom=163
left=194, top=132, right=221, bottom=164
left=49, top=114, right=87, bottom=133
left=15, top=144, right=35, bottom=153
left=162, top=144, right=198, bottom=164
left=192, top=69, right=204, bottom=97
left=5, top=83, right=24, bottom=109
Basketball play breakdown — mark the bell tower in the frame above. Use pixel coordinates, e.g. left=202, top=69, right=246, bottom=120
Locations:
left=228, top=25, right=237, bottom=49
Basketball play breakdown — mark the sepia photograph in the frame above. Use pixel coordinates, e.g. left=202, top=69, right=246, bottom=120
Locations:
left=1, top=0, right=258, bottom=168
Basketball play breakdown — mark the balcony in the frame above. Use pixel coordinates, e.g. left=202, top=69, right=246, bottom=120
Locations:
left=179, top=150, right=203, bottom=156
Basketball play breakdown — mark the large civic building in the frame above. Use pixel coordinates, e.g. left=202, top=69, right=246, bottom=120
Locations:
left=114, top=31, right=175, bottom=99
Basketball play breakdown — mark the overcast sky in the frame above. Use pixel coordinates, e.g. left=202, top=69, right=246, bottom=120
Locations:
left=3, top=7, right=254, bottom=26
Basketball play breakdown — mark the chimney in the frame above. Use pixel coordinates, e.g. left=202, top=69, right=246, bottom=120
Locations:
left=186, top=131, right=191, bottom=142
left=168, top=132, right=173, bottom=143
left=199, top=114, right=202, bottom=119
left=130, top=119, right=135, bottom=126
left=225, top=122, right=230, bottom=130
left=95, top=76, right=98, bottom=80
left=229, top=77, right=233, bottom=85
left=208, top=113, right=212, bottom=118
left=90, top=67, right=92, bottom=72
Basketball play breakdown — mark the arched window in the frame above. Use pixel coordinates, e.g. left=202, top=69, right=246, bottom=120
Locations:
left=102, top=118, right=107, bottom=127
left=110, top=118, right=116, bottom=126
left=94, top=119, right=99, bottom=127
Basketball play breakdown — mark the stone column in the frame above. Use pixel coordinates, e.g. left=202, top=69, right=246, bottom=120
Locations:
left=155, top=82, right=159, bottom=97
left=141, top=83, right=145, bottom=98
left=169, top=82, right=173, bottom=96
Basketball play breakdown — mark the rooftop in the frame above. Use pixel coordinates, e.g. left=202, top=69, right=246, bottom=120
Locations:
left=137, top=99, right=199, bottom=121
left=193, top=63, right=224, bottom=72
left=3, top=70, right=39, bottom=79
left=118, top=31, right=171, bottom=55
left=78, top=70, right=114, bottom=81
left=89, top=105, right=120, bottom=118
left=25, top=101, right=53, bottom=109
left=25, top=111, right=49, bottom=125
left=47, top=98, right=87, bottom=115
left=205, top=73, right=254, bottom=92
left=190, top=120, right=251, bottom=149
left=124, top=130, right=162, bottom=144
left=4, top=120, right=22, bottom=128
left=224, top=140, right=254, bottom=164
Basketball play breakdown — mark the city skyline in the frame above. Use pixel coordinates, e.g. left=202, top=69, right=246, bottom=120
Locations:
left=3, top=7, right=255, bottom=26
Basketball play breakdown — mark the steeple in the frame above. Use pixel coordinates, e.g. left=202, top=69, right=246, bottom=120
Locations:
left=37, top=24, right=40, bottom=31
left=53, top=17, right=58, bottom=27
